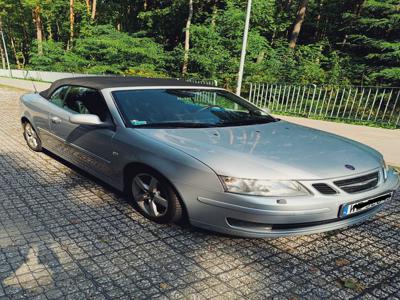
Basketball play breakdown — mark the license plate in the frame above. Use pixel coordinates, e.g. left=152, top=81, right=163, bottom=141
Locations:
left=340, top=193, right=392, bottom=217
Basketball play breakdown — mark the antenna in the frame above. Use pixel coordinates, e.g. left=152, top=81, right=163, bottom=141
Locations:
left=31, top=80, right=38, bottom=93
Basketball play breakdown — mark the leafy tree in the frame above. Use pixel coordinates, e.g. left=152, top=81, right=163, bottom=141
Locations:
left=0, top=0, right=397, bottom=87
left=30, top=25, right=167, bottom=76
left=343, top=0, right=400, bottom=85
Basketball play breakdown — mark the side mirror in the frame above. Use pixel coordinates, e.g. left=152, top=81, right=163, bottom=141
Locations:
left=69, top=114, right=110, bottom=127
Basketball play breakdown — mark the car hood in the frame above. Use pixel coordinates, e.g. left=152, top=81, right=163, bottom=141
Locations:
left=135, top=121, right=382, bottom=180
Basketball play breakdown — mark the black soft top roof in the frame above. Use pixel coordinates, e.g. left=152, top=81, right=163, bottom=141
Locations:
left=39, top=76, right=215, bottom=99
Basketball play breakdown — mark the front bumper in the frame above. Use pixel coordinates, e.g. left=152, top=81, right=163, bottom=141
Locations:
left=185, top=168, right=400, bottom=238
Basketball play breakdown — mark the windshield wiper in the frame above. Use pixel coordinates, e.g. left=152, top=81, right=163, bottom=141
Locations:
left=131, top=122, right=216, bottom=128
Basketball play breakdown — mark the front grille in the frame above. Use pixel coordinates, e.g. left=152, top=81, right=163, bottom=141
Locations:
left=312, top=183, right=337, bottom=195
left=334, top=171, right=379, bottom=194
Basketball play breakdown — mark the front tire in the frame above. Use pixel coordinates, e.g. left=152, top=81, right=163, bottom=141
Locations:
left=129, top=167, right=183, bottom=224
left=23, top=122, right=42, bottom=152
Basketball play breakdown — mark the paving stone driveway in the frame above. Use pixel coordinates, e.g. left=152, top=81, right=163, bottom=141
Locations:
left=0, top=86, right=399, bottom=300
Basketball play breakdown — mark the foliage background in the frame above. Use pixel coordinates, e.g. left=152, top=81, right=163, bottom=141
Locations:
left=0, top=0, right=399, bottom=89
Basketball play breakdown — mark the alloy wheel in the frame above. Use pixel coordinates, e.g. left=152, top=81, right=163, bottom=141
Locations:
left=24, top=123, right=39, bottom=149
left=131, top=173, right=169, bottom=218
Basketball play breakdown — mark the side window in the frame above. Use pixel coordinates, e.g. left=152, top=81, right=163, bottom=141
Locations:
left=49, top=86, right=70, bottom=107
left=64, top=86, right=111, bottom=122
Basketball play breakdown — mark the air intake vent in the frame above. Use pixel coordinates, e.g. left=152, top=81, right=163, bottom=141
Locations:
left=312, top=183, right=337, bottom=195
left=334, top=171, right=379, bottom=194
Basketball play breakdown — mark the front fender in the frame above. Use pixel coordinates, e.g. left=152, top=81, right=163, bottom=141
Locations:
left=114, top=129, right=224, bottom=215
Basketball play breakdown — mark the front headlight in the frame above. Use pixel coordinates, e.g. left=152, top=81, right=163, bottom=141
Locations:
left=219, top=176, right=310, bottom=197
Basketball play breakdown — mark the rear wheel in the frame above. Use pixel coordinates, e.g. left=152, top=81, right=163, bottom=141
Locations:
left=23, top=122, right=42, bottom=152
left=129, top=167, right=183, bottom=224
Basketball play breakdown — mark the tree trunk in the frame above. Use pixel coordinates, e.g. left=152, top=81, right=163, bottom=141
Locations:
left=314, top=0, right=322, bottom=39
left=0, top=31, right=5, bottom=69
left=10, top=35, right=21, bottom=69
left=211, top=1, right=217, bottom=27
left=91, top=0, right=97, bottom=20
left=69, top=0, right=74, bottom=49
left=32, top=4, right=43, bottom=55
left=285, top=0, right=293, bottom=13
left=288, top=0, right=308, bottom=49
left=182, top=0, right=193, bottom=76
left=0, top=43, right=5, bottom=69
left=0, top=17, right=5, bottom=69
left=85, top=0, right=91, bottom=15
left=16, top=1, right=30, bottom=61
left=47, top=16, right=53, bottom=41
left=355, top=0, right=364, bottom=17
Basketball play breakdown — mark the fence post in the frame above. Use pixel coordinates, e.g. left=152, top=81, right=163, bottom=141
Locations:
left=367, top=89, right=379, bottom=121
left=374, top=89, right=386, bottom=122
left=347, top=88, right=359, bottom=119
left=335, top=88, right=346, bottom=118
left=360, top=88, right=372, bottom=121
left=381, top=89, right=393, bottom=124
left=271, top=84, right=282, bottom=111
left=353, top=88, right=365, bottom=120
left=297, top=85, right=306, bottom=114
left=294, top=86, right=302, bottom=113
left=318, top=87, right=328, bottom=116
left=314, top=86, right=322, bottom=115
left=329, top=88, right=340, bottom=118
left=280, top=85, right=286, bottom=112
left=288, top=86, right=296, bottom=111
left=341, top=88, right=353, bottom=118
left=285, top=86, right=292, bottom=111
left=308, top=84, right=317, bottom=117
left=388, top=90, right=400, bottom=126
left=248, top=83, right=253, bottom=102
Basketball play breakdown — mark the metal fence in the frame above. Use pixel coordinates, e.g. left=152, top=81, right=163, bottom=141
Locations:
left=186, top=78, right=218, bottom=104
left=2, top=68, right=399, bottom=127
left=246, top=83, right=400, bottom=128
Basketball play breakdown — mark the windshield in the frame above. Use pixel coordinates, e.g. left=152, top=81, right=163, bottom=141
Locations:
left=112, top=89, right=277, bottom=128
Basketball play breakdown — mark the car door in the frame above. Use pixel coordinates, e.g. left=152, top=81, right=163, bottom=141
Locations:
left=43, top=85, right=71, bottom=150
left=49, top=86, right=117, bottom=180
left=30, top=85, right=68, bottom=148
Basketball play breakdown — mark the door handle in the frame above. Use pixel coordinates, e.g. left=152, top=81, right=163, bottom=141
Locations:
left=51, top=116, right=61, bottom=124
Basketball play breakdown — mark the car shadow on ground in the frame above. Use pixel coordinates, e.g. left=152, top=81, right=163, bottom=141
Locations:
left=41, top=149, right=235, bottom=238
left=0, top=151, right=251, bottom=298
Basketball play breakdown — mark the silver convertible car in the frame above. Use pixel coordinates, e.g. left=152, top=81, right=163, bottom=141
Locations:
left=20, top=77, right=399, bottom=237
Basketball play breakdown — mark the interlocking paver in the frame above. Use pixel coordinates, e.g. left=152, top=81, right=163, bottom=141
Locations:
left=0, top=86, right=399, bottom=299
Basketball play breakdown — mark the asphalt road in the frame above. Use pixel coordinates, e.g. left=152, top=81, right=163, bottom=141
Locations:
left=1, top=86, right=400, bottom=299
